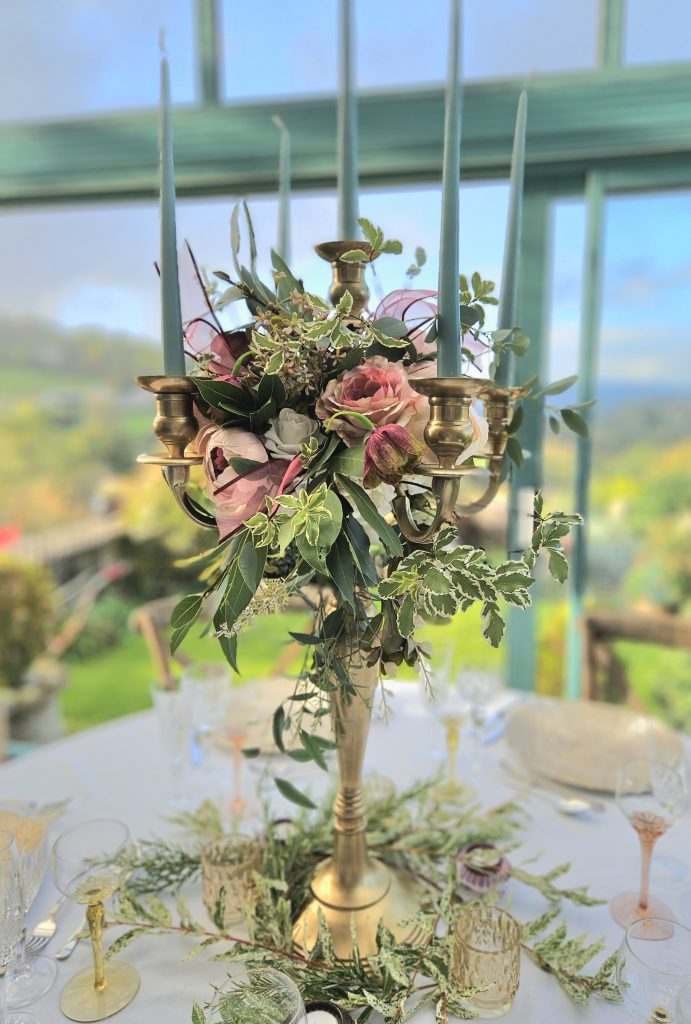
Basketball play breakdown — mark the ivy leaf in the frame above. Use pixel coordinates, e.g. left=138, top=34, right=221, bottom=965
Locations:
left=274, top=777, right=316, bottom=810
left=560, top=408, right=589, bottom=437
left=548, top=549, right=569, bottom=583
left=339, top=248, right=370, bottom=263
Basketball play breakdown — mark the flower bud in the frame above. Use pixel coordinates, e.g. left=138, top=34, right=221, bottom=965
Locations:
left=363, top=424, right=424, bottom=489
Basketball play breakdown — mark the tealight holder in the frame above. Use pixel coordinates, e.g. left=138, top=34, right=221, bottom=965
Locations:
left=201, top=834, right=260, bottom=928
left=451, top=904, right=521, bottom=1019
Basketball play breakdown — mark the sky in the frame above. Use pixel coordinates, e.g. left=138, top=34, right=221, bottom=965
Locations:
left=0, top=0, right=690, bottom=398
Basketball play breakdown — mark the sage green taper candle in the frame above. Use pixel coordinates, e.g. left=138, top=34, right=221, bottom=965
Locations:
left=159, top=51, right=185, bottom=376
left=495, top=91, right=528, bottom=388
left=272, top=115, right=291, bottom=265
left=337, top=0, right=359, bottom=240
left=437, top=0, right=463, bottom=378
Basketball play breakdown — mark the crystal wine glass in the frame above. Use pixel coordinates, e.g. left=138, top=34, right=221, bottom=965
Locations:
left=181, top=662, right=232, bottom=773
left=0, top=829, right=36, bottom=1024
left=204, top=966, right=306, bottom=1024
left=0, top=801, right=57, bottom=1010
left=457, top=668, right=503, bottom=773
left=612, top=759, right=687, bottom=935
left=51, top=820, right=139, bottom=1023
left=151, top=680, right=190, bottom=808
left=617, top=918, right=691, bottom=1022
left=421, top=647, right=472, bottom=802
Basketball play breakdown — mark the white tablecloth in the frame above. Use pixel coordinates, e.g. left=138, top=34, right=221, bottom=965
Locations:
left=2, top=684, right=689, bottom=1024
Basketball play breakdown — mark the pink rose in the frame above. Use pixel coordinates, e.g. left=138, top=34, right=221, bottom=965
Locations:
left=375, top=289, right=438, bottom=357
left=315, top=356, right=426, bottom=446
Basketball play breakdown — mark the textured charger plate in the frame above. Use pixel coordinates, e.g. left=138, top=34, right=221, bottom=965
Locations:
left=505, top=700, right=684, bottom=793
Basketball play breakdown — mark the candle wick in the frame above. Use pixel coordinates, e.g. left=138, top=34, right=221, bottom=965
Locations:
left=158, top=27, right=166, bottom=56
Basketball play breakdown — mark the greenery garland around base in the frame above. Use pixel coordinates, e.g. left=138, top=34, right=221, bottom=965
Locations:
left=106, top=776, right=621, bottom=1022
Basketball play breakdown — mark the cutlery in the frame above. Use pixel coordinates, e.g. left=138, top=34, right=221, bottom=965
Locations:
left=54, top=921, right=86, bottom=961
left=24, top=896, right=66, bottom=954
left=499, top=760, right=607, bottom=815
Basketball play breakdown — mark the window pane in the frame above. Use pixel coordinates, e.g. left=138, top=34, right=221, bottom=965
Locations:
left=624, top=0, right=691, bottom=65
left=1, top=1, right=195, bottom=123
left=222, top=0, right=598, bottom=100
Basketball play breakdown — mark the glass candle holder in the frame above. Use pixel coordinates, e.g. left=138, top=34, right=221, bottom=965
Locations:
left=451, top=904, right=520, bottom=1019
left=201, top=835, right=259, bottom=928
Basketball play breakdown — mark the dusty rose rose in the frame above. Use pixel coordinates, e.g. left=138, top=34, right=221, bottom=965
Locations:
left=363, top=425, right=424, bottom=489
left=315, top=356, right=426, bottom=446
left=196, top=425, right=269, bottom=498
left=214, top=459, right=291, bottom=541
left=375, top=289, right=438, bottom=357
left=208, top=330, right=252, bottom=376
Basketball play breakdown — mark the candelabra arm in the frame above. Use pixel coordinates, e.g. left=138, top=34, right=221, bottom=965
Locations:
left=162, top=465, right=217, bottom=530
left=457, top=474, right=502, bottom=516
left=393, top=476, right=461, bottom=544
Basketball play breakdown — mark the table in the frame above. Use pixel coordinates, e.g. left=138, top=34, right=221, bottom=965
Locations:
left=2, top=684, right=689, bottom=1024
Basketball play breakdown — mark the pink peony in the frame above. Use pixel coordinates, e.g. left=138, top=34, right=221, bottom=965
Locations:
left=375, top=289, right=438, bottom=357
left=196, top=425, right=269, bottom=496
left=315, top=355, right=426, bottom=446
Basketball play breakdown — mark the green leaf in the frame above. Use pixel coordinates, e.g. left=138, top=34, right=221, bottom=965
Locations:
left=316, top=489, right=344, bottom=551
left=242, top=200, right=257, bottom=270
left=371, top=316, right=408, bottom=339
left=288, top=632, right=324, bottom=645
left=296, top=533, right=329, bottom=574
left=415, top=246, right=426, bottom=266
left=482, top=605, right=505, bottom=647
left=507, top=405, right=524, bottom=435
left=169, top=595, right=203, bottom=655
left=339, top=248, right=369, bottom=263
left=299, top=729, right=329, bottom=771
left=272, top=705, right=286, bottom=752
left=336, top=476, right=403, bottom=556
left=397, top=594, right=415, bottom=638
left=220, top=538, right=266, bottom=630
left=357, top=217, right=382, bottom=248
left=218, top=285, right=244, bottom=305
left=257, top=374, right=286, bottom=408
left=379, top=239, right=403, bottom=254
left=548, top=549, right=569, bottom=583
left=505, top=436, right=524, bottom=468
left=230, top=203, right=241, bottom=274
left=536, top=374, right=578, bottom=397
left=192, top=1002, right=205, bottom=1024
left=560, top=408, right=589, bottom=437
left=326, top=533, right=356, bottom=610
left=274, top=777, right=316, bottom=810
left=228, top=457, right=263, bottom=475
left=548, top=414, right=561, bottom=434
left=330, top=445, right=365, bottom=478
left=195, top=376, right=252, bottom=412
left=425, top=568, right=452, bottom=595
left=336, top=288, right=354, bottom=315
left=344, top=515, right=380, bottom=586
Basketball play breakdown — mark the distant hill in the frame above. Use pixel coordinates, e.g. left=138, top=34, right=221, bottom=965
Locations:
left=0, top=317, right=160, bottom=404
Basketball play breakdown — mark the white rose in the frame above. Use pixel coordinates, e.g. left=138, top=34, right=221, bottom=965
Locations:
left=263, top=409, right=323, bottom=459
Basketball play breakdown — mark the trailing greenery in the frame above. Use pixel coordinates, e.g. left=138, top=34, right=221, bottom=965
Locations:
left=106, top=780, right=620, bottom=1022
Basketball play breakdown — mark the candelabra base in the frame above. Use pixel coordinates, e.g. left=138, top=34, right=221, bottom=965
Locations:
left=293, top=859, right=427, bottom=960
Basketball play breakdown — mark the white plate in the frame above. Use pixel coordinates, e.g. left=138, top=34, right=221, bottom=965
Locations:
left=505, top=700, right=685, bottom=793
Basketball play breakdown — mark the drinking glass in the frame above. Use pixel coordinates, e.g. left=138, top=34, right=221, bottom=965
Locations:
left=617, top=918, right=691, bottom=1022
left=420, top=648, right=472, bottom=801
left=612, top=759, right=687, bottom=934
left=151, top=680, right=189, bottom=807
left=205, top=966, right=306, bottom=1024
left=0, top=829, right=36, bottom=1024
left=51, top=820, right=140, bottom=1023
left=181, top=662, right=232, bottom=772
left=451, top=904, right=521, bottom=1018
left=0, top=802, right=57, bottom=1010
left=457, top=669, right=503, bottom=772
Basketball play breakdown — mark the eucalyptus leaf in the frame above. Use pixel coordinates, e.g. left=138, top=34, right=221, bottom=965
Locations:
left=274, top=777, right=316, bottom=810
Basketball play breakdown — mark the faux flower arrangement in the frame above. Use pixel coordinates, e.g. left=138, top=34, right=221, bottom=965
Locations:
left=172, top=210, right=582, bottom=795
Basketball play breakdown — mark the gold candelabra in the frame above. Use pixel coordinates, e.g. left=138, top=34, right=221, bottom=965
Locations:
left=136, top=242, right=522, bottom=959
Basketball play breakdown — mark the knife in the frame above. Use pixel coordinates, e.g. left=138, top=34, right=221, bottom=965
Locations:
left=54, top=921, right=86, bottom=961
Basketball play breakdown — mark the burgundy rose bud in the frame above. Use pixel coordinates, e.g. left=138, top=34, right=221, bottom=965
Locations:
left=363, top=424, right=424, bottom=489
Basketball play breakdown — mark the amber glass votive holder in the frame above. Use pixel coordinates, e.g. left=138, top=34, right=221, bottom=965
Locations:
left=201, top=835, right=259, bottom=928
left=452, top=904, right=520, bottom=1018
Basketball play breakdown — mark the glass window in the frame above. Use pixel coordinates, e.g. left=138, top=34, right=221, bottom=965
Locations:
left=222, top=0, right=598, bottom=100
left=1, top=1, right=195, bottom=124
left=624, top=0, right=691, bottom=65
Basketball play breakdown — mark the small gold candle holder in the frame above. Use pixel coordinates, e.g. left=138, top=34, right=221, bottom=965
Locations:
left=201, top=834, right=260, bottom=928
left=314, top=241, right=376, bottom=317
left=451, top=904, right=521, bottom=1019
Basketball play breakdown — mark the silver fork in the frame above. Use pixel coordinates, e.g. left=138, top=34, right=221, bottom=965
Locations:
left=24, top=896, right=66, bottom=954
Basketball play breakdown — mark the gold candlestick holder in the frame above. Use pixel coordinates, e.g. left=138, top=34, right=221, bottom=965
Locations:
left=314, top=240, right=376, bottom=317
left=136, top=375, right=215, bottom=530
